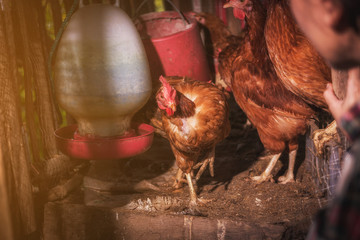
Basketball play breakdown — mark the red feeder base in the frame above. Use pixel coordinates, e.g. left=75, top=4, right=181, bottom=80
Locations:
left=54, top=123, right=154, bottom=160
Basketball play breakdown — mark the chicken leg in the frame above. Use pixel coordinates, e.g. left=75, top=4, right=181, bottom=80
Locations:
left=278, top=149, right=296, bottom=184
left=173, top=168, right=186, bottom=189
left=193, top=148, right=215, bottom=181
left=174, top=148, right=216, bottom=189
left=251, top=152, right=282, bottom=184
left=185, top=172, right=209, bottom=209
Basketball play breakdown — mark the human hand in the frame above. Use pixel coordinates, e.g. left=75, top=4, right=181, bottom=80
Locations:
left=324, top=67, right=360, bottom=126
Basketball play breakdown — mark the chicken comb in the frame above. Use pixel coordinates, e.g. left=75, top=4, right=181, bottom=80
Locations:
left=159, top=75, right=176, bottom=100
left=159, top=75, right=170, bottom=88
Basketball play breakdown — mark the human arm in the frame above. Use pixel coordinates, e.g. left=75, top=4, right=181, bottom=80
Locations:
left=324, top=67, right=360, bottom=140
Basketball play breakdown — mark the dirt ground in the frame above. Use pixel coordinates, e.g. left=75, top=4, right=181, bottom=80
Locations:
left=57, top=96, right=324, bottom=239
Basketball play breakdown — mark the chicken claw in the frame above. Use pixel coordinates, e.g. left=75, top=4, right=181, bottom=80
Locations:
left=278, top=175, right=295, bottom=184
left=251, top=153, right=281, bottom=184
left=312, top=120, right=339, bottom=156
left=251, top=174, right=275, bottom=184
left=278, top=173, right=295, bottom=184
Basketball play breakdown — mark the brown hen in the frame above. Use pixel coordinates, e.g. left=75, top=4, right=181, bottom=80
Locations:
left=192, top=12, right=233, bottom=59
left=192, top=12, right=242, bottom=90
left=219, top=0, right=314, bottom=183
left=134, top=76, right=226, bottom=190
left=264, top=0, right=339, bottom=156
left=156, top=76, right=230, bottom=209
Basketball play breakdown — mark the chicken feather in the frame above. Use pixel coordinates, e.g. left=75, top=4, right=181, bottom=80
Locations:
left=264, top=0, right=331, bottom=110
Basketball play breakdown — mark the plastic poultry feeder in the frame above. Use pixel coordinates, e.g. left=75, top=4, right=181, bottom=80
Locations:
left=136, top=11, right=211, bottom=83
left=53, top=3, right=154, bottom=192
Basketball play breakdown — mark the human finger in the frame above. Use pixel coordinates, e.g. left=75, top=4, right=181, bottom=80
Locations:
left=324, top=83, right=343, bottom=123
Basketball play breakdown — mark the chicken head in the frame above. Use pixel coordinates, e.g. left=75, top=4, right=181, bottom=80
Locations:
left=223, top=0, right=253, bottom=20
left=156, top=76, right=179, bottom=116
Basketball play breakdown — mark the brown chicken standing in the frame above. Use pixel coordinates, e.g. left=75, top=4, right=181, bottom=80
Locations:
left=155, top=76, right=230, bottom=208
left=219, top=0, right=314, bottom=183
left=192, top=12, right=233, bottom=60
left=191, top=12, right=242, bottom=90
left=264, top=0, right=338, bottom=155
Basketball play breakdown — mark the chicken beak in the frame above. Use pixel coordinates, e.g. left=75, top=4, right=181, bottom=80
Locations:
left=170, top=103, right=177, bottom=113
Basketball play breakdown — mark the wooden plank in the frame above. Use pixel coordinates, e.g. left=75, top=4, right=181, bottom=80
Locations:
left=43, top=202, right=285, bottom=240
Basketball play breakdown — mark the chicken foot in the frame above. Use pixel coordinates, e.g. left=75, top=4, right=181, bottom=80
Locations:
left=251, top=152, right=282, bottom=184
left=193, top=148, right=215, bottom=181
left=278, top=149, right=296, bottom=184
left=185, top=172, right=210, bottom=209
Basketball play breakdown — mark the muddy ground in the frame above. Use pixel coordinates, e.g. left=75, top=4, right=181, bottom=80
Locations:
left=54, top=96, right=324, bottom=239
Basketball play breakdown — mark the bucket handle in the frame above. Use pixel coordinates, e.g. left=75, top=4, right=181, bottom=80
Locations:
left=133, top=0, right=190, bottom=25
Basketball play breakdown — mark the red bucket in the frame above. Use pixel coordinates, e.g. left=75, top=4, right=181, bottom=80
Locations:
left=136, top=11, right=211, bottom=83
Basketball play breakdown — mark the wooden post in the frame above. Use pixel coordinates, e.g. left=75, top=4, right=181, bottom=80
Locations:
left=171, top=0, right=180, bottom=9
left=331, top=68, right=348, bottom=100
left=15, top=0, right=60, bottom=159
left=0, top=146, right=14, bottom=240
left=0, top=0, right=37, bottom=238
left=192, top=0, right=202, bottom=12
